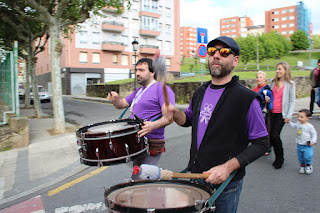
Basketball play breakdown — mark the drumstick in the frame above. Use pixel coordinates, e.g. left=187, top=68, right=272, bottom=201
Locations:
left=153, top=50, right=169, bottom=106
left=130, top=110, right=145, bottom=126
left=133, top=164, right=209, bottom=180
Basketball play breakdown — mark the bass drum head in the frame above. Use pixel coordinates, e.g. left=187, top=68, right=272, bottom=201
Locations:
left=104, top=180, right=214, bottom=213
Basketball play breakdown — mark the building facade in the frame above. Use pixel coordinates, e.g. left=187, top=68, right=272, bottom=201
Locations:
left=35, top=0, right=180, bottom=95
left=220, top=16, right=253, bottom=38
left=265, top=1, right=310, bottom=38
left=179, top=27, right=197, bottom=58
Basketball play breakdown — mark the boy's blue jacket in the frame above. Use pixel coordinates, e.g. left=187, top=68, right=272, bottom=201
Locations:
left=258, top=85, right=273, bottom=111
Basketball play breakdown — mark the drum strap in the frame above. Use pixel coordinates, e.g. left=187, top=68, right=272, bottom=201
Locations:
left=207, top=171, right=237, bottom=207
left=119, top=105, right=130, bottom=119
left=179, top=168, right=237, bottom=208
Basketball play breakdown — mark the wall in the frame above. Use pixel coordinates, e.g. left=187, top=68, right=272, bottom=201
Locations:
left=87, top=76, right=311, bottom=103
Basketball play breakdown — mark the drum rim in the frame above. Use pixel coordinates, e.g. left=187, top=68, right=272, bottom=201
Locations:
left=104, top=179, right=214, bottom=212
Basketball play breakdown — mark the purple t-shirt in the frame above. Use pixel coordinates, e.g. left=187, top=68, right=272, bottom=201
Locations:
left=185, top=86, right=268, bottom=150
left=125, top=81, right=175, bottom=140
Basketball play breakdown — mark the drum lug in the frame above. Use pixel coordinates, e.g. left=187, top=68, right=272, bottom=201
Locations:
left=107, top=199, right=115, bottom=208
left=125, top=144, right=130, bottom=163
left=147, top=208, right=155, bottom=213
left=198, top=200, right=216, bottom=213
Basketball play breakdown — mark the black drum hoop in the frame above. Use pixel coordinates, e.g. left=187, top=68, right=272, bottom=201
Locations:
left=76, top=118, right=139, bottom=134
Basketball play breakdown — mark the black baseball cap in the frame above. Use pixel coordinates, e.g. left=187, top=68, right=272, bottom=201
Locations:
left=207, top=36, right=240, bottom=56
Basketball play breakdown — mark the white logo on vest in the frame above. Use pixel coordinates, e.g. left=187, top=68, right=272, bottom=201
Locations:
left=200, top=103, right=213, bottom=124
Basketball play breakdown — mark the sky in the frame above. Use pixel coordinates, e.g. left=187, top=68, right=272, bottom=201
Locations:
left=180, top=0, right=320, bottom=40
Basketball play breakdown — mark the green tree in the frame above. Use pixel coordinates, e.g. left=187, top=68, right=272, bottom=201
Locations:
left=311, top=34, right=320, bottom=49
left=290, top=30, right=310, bottom=50
left=1, top=0, right=126, bottom=133
left=0, top=1, right=49, bottom=117
left=236, top=35, right=256, bottom=70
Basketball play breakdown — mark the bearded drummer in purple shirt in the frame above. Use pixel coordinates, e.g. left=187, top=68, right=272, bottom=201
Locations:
left=165, top=36, right=269, bottom=212
left=107, top=58, right=175, bottom=180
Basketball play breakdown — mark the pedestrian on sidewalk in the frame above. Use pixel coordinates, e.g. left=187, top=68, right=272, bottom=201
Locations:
left=252, top=71, right=274, bottom=156
left=287, top=109, right=317, bottom=174
left=309, top=59, right=320, bottom=117
left=165, top=36, right=269, bottom=212
left=107, top=57, right=175, bottom=180
left=269, top=62, right=296, bottom=169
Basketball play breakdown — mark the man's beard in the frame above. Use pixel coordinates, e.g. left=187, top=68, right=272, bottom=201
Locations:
left=208, top=61, right=233, bottom=78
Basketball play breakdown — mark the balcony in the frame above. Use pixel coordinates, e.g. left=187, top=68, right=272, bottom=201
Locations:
left=102, top=21, right=125, bottom=32
left=102, top=4, right=124, bottom=13
left=139, top=27, right=160, bottom=37
left=101, top=41, right=125, bottom=52
left=139, top=11, right=160, bottom=19
left=139, top=45, right=159, bottom=54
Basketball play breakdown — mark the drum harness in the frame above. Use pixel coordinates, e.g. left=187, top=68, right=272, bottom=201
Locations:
left=180, top=168, right=237, bottom=212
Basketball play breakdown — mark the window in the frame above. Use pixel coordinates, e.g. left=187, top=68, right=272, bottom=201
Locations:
left=92, top=32, right=100, bottom=44
left=132, top=19, right=139, bottom=30
left=165, top=7, right=171, bottom=17
left=123, top=17, right=129, bottom=28
left=132, top=55, right=138, bottom=65
left=289, top=16, right=294, bottom=20
left=272, top=25, right=279, bottom=29
left=282, top=10, right=287, bottom=14
left=165, top=41, right=171, bottom=51
left=121, top=55, right=129, bottom=66
left=113, top=54, right=118, bottom=65
left=79, top=52, right=88, bottom=63
left=282, top=17, right=287, bottom=21
left=272, top=11, right=279, bottom=15
left=272, top=18, right=279, bottom=22
left=289, top=23, right=294, bottom=27
left=289, top=9, right=295, bottom=13
left=79, top=31, right=88, bottom=43
left=282, top=24, right=287, bottom=28
left=281, top=31, right=287, bottom=35
left=157, top=40, right=163, bottom=50
left=122, top=35, right=128, bottom=45
left=142, top=16, right=159, bottom=31
left=143, top=0, right=158, bottom=13
left=165, top=24, right=171, bottom=34
left=165, top=58, right=171, bottom=67
left=92, top=53, right=100, bottom=64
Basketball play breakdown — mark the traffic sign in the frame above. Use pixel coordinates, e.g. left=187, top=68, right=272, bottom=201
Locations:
left=198, top=44, right=207, bottom=58
left=197, top=28, right=208, bottom=44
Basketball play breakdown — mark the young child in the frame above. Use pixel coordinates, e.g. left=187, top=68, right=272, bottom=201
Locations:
left=288, top=109, right=317, bottom=174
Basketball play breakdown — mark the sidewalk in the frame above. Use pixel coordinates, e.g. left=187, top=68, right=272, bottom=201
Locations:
left=0, top=95, right=319, bottom=208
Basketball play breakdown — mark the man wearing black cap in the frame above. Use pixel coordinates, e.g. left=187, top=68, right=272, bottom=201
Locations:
left=167, top=36, right=269, bottom=212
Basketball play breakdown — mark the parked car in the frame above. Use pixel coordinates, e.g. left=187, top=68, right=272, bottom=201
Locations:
left=18, top=84, right=25, bottom=98
left=30, top=85, right=51, bottom=103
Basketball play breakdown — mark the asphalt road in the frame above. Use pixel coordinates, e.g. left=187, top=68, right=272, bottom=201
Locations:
left=12, top=97, right=320, bottom=212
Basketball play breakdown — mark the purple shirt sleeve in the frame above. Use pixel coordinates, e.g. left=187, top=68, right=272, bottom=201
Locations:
left=184, top=99, right=193, bottom=123
left=246, top=98, right=268, bottom=140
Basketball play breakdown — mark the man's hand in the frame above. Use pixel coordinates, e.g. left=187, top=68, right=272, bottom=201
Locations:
left=107, top=91, right=119, bottom=102
left=203, top=158, right=240, bottom=184
left=138, top=121, right=156, bottom=137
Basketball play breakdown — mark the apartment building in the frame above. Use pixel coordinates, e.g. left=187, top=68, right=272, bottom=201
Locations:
left=35, top=0, right=180, bottom=95
left=180, top=27, right=197, bottom=58
left=245, top=25, right=265, bottom=36
left=220, top=16, right=253, bottom=38
left=265, top=1, right=310, bottom=38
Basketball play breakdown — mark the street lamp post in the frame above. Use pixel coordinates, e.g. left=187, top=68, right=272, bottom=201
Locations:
left=132, top=39, right=139, bottom=90
left=256, top=26, right=261, bottom=70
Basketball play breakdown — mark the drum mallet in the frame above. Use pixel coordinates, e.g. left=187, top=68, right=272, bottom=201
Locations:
left=133, top=164, right=209, bottom=180
left=153, top=50, right=169, bottom=107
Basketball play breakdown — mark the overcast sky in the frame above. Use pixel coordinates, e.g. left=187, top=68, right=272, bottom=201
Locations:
left=180, top=0, right=319, bottom=40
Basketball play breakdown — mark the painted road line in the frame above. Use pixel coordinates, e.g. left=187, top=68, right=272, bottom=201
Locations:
left=48, top=167, right=108, bottom=196
left=55, top=202, right=106, bottom=213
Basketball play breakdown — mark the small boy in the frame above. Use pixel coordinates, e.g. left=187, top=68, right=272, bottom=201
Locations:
left=288, top=109, right=317, bottom=174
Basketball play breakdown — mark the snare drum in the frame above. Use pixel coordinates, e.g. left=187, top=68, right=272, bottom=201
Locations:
left=104, top=180, right=215, bottom=212
left=76, top=119, right=148, bottom=166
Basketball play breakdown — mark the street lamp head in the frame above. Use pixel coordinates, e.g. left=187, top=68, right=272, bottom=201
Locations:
left=132, top=39, right=139, bottom=52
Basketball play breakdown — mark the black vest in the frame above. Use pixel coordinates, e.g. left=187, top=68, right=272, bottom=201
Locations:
left=187, top=76, right=260, bottom=181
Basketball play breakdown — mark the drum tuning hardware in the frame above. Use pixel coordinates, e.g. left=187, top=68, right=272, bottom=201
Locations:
left=78, top=146, right=83, bottom=155
left=147, top=208, right=155, bottom=213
